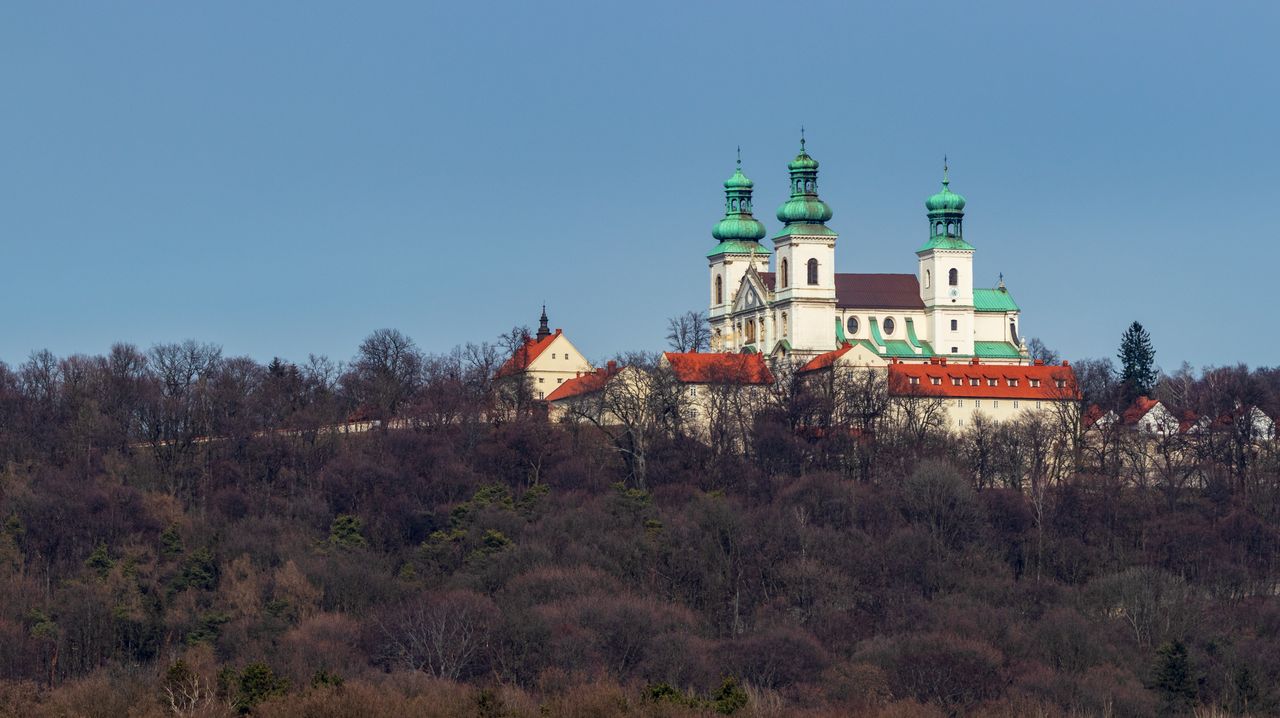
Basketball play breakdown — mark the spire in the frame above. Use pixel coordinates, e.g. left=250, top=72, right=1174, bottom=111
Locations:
left=711, top=150, right=767, bottom=245
left=920, top=160, right=972, bottom=251
left=536, top=305, right=550, bottom=340
left=775, top=130, right=833, bottom=234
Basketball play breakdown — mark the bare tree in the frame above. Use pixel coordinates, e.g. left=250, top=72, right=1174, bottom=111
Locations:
left=381, top=590, right=497, bottom=680
left=666, top=310, right=711, bottom=353
left=1026, top=337, right=1060, bottom=365
left=347, top=328, right=423, bottom=420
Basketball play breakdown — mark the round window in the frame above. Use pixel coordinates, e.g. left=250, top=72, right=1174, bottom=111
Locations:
left=846, top=316, right=859, bottom=335
left=883, top=317, right=896, bottom=335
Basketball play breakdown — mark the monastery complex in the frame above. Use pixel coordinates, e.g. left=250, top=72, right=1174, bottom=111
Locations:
left=498, top=139, right=1083, bottom=432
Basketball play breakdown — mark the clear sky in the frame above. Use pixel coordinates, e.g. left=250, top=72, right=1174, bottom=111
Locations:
left=1, top=1, right=1276, bottom=371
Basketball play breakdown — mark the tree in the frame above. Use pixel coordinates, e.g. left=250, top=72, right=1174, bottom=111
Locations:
left=666, top=310, right=711, bottom=353
left=1152, top=639, right=1195, bottom=714
left=1027, top=337, right=1060, bottom=365
left=1118, top=321, right=1157, bottom=402
left=347, top=329, right=423, bottom=419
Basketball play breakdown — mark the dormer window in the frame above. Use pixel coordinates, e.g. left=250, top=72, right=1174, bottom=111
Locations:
left=931, top=377, right=941, bottom=386
left=951, top=377, right=961, bottom=386
left=969, top=378, right=979, bottom=387
left=1030, top=379, right=1041, bottom=388
left=987, top=378, right=997, bottom=387
left=909, top=376, right=919, bottom=385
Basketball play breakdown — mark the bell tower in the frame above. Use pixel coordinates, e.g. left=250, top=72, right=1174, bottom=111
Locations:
left=772, top=131, right=837, bottom=355
left=917, top=160, right=976, bottom=356
left=707, top=149, right=769, bottom=351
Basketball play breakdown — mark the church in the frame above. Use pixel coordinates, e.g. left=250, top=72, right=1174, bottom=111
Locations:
left=708, top=138, right=1027, bottom=365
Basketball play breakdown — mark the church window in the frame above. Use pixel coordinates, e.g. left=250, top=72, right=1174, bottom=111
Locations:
left=746, top=319, right=756, bottom=343
left=807, top=258, right=819, bottom=285
left=846, top=316, right=859, bottom=335
left=924, top=270, right=931, bottom=288
left=715, top=275, right=723, bottom=304
left=949, top=268, right=959, bottom=286
left=780, top=259, right=789, bottom=288
left=883, top=317, right=895, bottom=335
left=950, top=319, right=958, bottom=331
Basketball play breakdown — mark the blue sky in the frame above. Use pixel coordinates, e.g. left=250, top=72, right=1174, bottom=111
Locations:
left=1, top=1, right=1275, bottom=371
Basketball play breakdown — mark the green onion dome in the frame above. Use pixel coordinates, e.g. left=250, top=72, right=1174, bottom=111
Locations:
left=712, top=160, right=767, bottom=242
left=925, top=177, right=966, bottom=213
left=776, top=138, right=832, bottom=226
left=724, top=167, right=754, bottom=189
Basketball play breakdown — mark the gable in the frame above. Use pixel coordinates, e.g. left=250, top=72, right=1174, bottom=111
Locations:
left=526, top=334, right=592, bottom=372
left=732, top=275, right=766, bottom=312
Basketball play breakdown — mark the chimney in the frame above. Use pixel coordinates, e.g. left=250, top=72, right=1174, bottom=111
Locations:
left=1034, top=359, right=1044, bottom=366
left=607, top=360, right=617, bottom=372
left=1062, top=360, right=1070, bottom=366
left=970, top=357, right=979, bottom=365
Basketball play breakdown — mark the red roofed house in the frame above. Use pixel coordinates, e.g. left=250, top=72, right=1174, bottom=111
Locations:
left=661, top=352, right=775, bottom=441
left=886, top=358, right=1080, bottom=431
left=544, top=361, right=626, bottom=421
left=494, top=307, right=593, bottom=400
left=1121, top=397, right=1179, bottom=436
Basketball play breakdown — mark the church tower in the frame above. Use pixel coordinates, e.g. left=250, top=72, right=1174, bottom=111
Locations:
left=707, top=151, right=769, bottom=351
left=917, top=162, right=976, bottom=356
left=772, top=134, right=837, bottom=355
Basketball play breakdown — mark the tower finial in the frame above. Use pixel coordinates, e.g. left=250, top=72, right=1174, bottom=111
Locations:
left=800, top=125, right=806, bottom=151
left=998, top=272, right=1006, bottom=290
left=736, top=145, right=741, bottom=169
left=536, top=304, right=550, bottom=340
left=943, top=155, right=949, bottom=185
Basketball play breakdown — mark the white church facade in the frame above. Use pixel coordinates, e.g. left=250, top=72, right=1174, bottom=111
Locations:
left=707, top=140, right=1027, bottom=365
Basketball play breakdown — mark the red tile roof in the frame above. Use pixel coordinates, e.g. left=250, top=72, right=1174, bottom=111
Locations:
left=1121, top=396, right=1161, bottom=425
left=835, top=273, right=924, bottom=310
left=545, top=363, right=619, bottom=402
left=887, top=361, right=1078, bottom=400
left=663, top=352, right=774, bottom=385
left=799, top=343, right=854, bottom=373
left=495, top=329, right=561, bottom=378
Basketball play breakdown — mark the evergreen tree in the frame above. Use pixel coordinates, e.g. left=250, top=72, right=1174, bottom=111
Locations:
left=1153, top=640, right=1195, bottom=714
left=1118, top=321, right=1157, bottom=402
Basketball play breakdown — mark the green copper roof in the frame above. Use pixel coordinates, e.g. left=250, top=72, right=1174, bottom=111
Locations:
left=917, top=235, right=976, bottom=252
left=973, top=287, right=1020, bottom=312
left=776, top=135, right=834, bottom=230
left=974, top=341, right=1023, bottom=358
left=711, top=156, right=768, bottom=243
left=926, top=164, right=966, bottom=213
left=724, top=167, right=753, bottom=189
left=707, top=240, right=769, bottom=258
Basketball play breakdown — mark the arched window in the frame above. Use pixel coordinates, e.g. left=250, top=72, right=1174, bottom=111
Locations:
left=946, top=222, right=954, bottom=236
left=780, top=259, right=789, bottom=288
left=935, top=221, right=943, bottom=235
left=924, top=270, right=931, bottom=289
left=948, top=268, right=958, bottom=286
left=715, top=275, right=723, bottom=304
left=807, top=258, right=819, bottom=285
left=746, top=319, right=756, bottom=343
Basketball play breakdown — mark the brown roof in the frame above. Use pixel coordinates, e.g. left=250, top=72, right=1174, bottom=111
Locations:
left=834, top=273, right=924, bottom=310
left=758, top=272, right=776, bottom=291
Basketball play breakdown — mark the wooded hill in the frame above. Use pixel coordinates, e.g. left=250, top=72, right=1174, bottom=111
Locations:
left=0, top=331, right=1278, bottom=717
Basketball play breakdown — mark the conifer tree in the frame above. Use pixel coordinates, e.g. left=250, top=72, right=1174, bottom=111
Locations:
left=1153, top=639, right=1195, bottom=714
left=1118, top=321, right=1157, bottom=402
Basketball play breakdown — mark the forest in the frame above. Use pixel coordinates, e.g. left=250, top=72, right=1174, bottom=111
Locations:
left=0, top=326, right=1279, bottom=717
